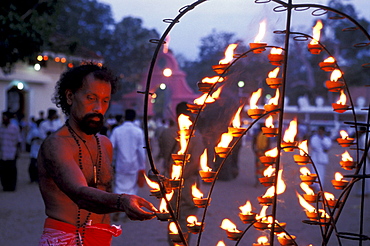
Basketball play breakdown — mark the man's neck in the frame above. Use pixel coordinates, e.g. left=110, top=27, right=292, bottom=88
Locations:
left=67, top=118, right=95, bottom=141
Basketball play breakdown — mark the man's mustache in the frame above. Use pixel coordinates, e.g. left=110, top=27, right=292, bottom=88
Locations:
left=83, top=113, right=104, bottom=122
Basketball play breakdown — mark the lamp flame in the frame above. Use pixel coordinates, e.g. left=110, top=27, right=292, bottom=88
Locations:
left=201, top=76, right=224, bottom=84
left=342, top=151, right=353, bottom=161
left=200, top=149, right=212, bottom=172
left=194, top=93, right=215, bottom=105
left=339, top=130, right=349, bottom=139
left=171, top=165, right=182, bottom=180
left=177, top=114, right=192, bottom=155
left=270, top=47, right=283, bottom=55
left=257, top=236, right=269, bottom=244
left=217, top=132, right=233, bottom=148
left=324, top=192, right=335, bottom=201
left=334, top=172, right=344, bottom=181
left=212, top=85, right=223, bottom=99
left=144, top=174, right=160, bottom=190
left=268, top=89, right=280, bottom=105
left=336, top=90, right=347, bottom=105
left=256, top=205, right=268, bottom=220
left=254, top=20, right=267, bottom=43
left=297, top=192, right=316, bottom=213
left=268, top=67, right=280, bottom=78
left=283, top=118, right=297, bottom=143
left=298, top=140, right=308, bottom=156
left=239, top=200, right=253, bottom=215
left=216, top=241, right=226, bottom=246
left=219, top=44, right=238, bottom=64
left=265, top=147, right=278, bottom=157
left=265, top=115, right=274, bottom=128
left=220, top=218, right=240, bottom=232
left=169, top=221, right=178, bottom=234
left=310, top=20, right=323, bottom=45
left=324, top=57, right=335, bottom=63
left=187, top=215, right=199, bottom=225
left=300, top=182, right=315, bottom=195
left=192, top=183, right=204, bottom=199
left=300, top=167, right=311, bottom=176
left=263, top=165, right=275, bottom=177
left=250, top=88, right=262, bottom=109
left=232, top=105, right=243, bottom=128
left=159, top=190, right=174, bottom=212
left=262, top=170, right=286, bottom=197
left=330, top=69, right=342, bottom=82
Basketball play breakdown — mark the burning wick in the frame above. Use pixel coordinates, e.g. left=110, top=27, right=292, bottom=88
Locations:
left=268, top=47, right=284, bottom=66
left=250, top=20, right=267, bottom=53
left=336, top=130, right=354, bottom=147
left=253, top=236, right=270, bottom=246
left=332, top=90, right=349, bottom=113
left=220, top=219, right=243, bottom=241
left=266, top=67, right=282, bottom=89
left=239, top=200, right=256, bottom=223
left=192, top=183, right=210, bottom=207
left=199, top=149, right=216, bottom=182
left=320, top=56, right=336, bottom=72
left=259, top=147, right=278, bottom=166
left=293, top=140, right=310, bottom=164
left=212, top=44, right=238, bottom=74
left=281, top=118, right=298, bottom=151
left=325, top=69, right=344, bottom=92
left=331, top=172, right=349, bottom=190
left=187, top=215, right=203, bottom=234
left=299, top=167, right=317, bottom=185
left=340, top=150, right=356, bottom=170
left=248, top=88, right=265, bottom=119
left=308, top=20, right=323, bottom=54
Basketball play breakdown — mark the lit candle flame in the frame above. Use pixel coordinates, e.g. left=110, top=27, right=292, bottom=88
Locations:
left=250, top=88, right=262, bottom=109
left=144, top=174, right=160, bottom=190
left=334, top=172, right=344, bottom=181
left=217, top=132, right=233, bottom=148
left=262, top=170, right=286, bottom=197
left=254, top=20, right=267, bottom=43
left=169, top=221, right=178, bottom=234
left=159, top=190, right=174, bottom=212
left=297, top=192, right=316, bottom=213
left=216, top=241, right=226, bottom=246
left=211, top=85, right=223, bottom=99
left=200, top=149, right=212, bottom=172
left=191, top=183, right=204, bottom=199
left=256, top=205, right=268, bottom=220
left=310, top=20, right=323, bottom=45
left=257, top=236, right=269, bottom=244
left=219, top=44, right=238, bottom=64
left=265, top=115, right=274, bottom=128
left=268, top=67, right=280, bottom=78
left=283, top=118, right=297, bottom=143
left=239, top=200, right=253, bottom=215
left=268, top=89, right=279, bottom=105
left=263, top=165, right=275, bottom=177
left=178, top=114, right=192, bottom=130
left=341, top=151, right=353, bottom=161
left=220, top=218, right=241, bottom=232
left=339, top=130, right=349, bottom=139
left=194, top=93, right=215, bottom=105
left=324, top=192, right=335, bottom=201
left=265, top=147, right=278, bottom=157
left=232, top=105, right=243, bottom=128
left=201, top=76, right=224, bottom=84
left=300, top=182, right=315, bottom=195
left=336, top=90, right=347, bottom=105
left=270, top=47, right=283, bottom=55
left=187, top=215, right=200, bottom=226
left=298, top=140, right=308, bottom=156
left=177, top=114, right=192, bottom=155
left=324, top=56, right=335, bottom=63
left=300, top=167, right=311, bottom=176
left=330, top=69, right=342, bottom=82
left=171, top=165, right=182, bottom=180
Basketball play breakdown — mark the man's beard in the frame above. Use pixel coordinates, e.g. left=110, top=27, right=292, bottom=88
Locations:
left=79, top=113, right=104, bottom=135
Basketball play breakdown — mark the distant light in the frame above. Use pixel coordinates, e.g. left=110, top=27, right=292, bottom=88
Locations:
left=163, top=68, right=172, bottom=77
left=17, top=82, right=24, bottom=90
left=61, top=57, right=67, bottom=63
left=43, top=55, right=49, bottom=61
left=68, top=63, right=74, bottom=68
left=265, top=94, right=272, bottom=100
left=55, top=57, right=60, bottom=62
left=34, top=63, right=41, bottom=71
left=151, top=99, right=156, bottom=103
left=160, top=83, right=166, bottom=90
left=238, top=81, right=245, bottom=88
left=37, top=55, right=43, bottom=61
left=151, top=93, right=157, bottom=99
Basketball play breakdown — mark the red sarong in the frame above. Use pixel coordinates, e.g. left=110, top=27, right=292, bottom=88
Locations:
left=39, top=217, right=122, bottom=246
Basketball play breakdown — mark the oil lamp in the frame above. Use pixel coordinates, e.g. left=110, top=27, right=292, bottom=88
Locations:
left=281, top=119, right=298, bottom=152
left=293, top=140, right=310, bottom=165
left=253, top=236, right=270, bottom=246
left=259, top=147, right=278, bottom=166
left=186, top=215, right=203, bottom=234
left=220, top=218, right=243, bottom=240
left=265, top=67, right=282, bottom=89
left=198, top=149, right=216, bottom=182
left=253, top=206, right=270, bottom=230
left=170, top=165, right=182, bottom=189
left=262, top=116, right=278, bottom=137
left=215, top=132, right=233, bottom=158
left=336, top=130, right=354, bottom=147
left=297, top=193, right=329, bottom=224
left=239, top=200, right=256, bottom=223
left=332, top=90, right=349, bottom=113
left=228, top=105, right=247, bottom=137
left=259, top=165, right=276, bottom=187
left=249, top=20, right=267, bottom=53
left=197, top=76, right=224, bottom=93
left=307, top=20, right=323, bottom=54
left=155, top=191, right=174, bottom=221
left=192, top=183, right=210, bottom=208
left=324, top=192, right=340, bottom=209
left=319, top=56, right=336, bottom=72
left=300, top=182, right=318, bottom=203
left=247, top=88, right=265, bottom=119
left=263, top=89, right=280, bottom=115
left=331, top=172, right=349, bottom=190
left=325, top=69, right=344, bottom=92
left=212, top=44, right=238, bottom=74
left=268, top=217, right=287, bottom=233
left=258, top=170, right=286, bottom=205
left=299, top=167, right=317, bottom=185
left=168, top=222, right=182, bottom=243
left=268, top=47, right=284, bottom=66
left=277, top=232, right=296, bottom=246
left=144, top=174, right=164, bottom=198
left=340, top=150, right=356, bottom=170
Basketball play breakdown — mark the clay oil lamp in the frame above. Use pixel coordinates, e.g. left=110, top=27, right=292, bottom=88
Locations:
left=265, top=67, right=282, bottom=89
left=197, top=76, right=224, bottom=93
left=307, top=20, right=323, bottom=54
left=199, top=149, right=216, bottom=182
left=212, top=44, right=238, bottom=74
left=262, top=116, right=278, bottom=137
left=281, top=119, right=298, bottom=152
left=277, top=232, right=297, bottom=246
left=155, top=191, right=174, bottom=221
left=247, top=88, right=265, bottom=119
left=325, top=69, right=344, bottom=92
left=253, top=206, right=270, bottom=230
left=336, top=130, right=354, bottom=147
left=299, top=167, right=317, bottom=185
left=324, top=192, right=340, bottom=209
left=220, top=218, right=243, bottom=241
left=268, top=217, right=286, bottom=234
left=293, top=140, right=310, bottom=165
left=300, top=182, right=318, bottom=203
left=259, top=147, right=278, bottom=166
left=332, top=90, right=349, bottom=113
left=215, top=132, right=233, bottom=158
left=264, top=89, right=280, bottom=115
left=340, top=150, right=356, bottom=170
left=144, top=174, right=163, bottom=199
left=228, top=105, right=247, bottom=137
left=186, top=215, right=203, bottom=234
left=187, top=89, right=219, bottom=114
left=258, top=170, right=286, bottom=205
left=268, top=47, right=284, bottom=66
left=192, top=183, right=210, bottom=208
left=170, top=165, right=182, bottom=189
left=259, top=165, right=276, bottom=187
left=249, top=20, right=267, bottom=53
left=320, top=56, right=336, bottom=72
left=177, top=114, right=193, bottom=140
left=297, top=193, right=325, bottom=223
left=253, top=236, right=270, bottom=246
left=172, top=114, right=193, bottom=165
left=331, top=172, right=349, bottom=190
left=168, top=222, right=182, bottom=243
left=238, top=200, right=257, bottom=224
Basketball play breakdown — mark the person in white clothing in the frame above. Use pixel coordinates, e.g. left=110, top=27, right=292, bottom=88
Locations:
left=309, top=126, right=332, bottom=189
left=39, top=108, right=63, bottom=139
left=110, top=109, right=146, bottom=221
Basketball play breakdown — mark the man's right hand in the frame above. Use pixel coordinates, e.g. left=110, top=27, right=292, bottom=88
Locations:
left=119, top=194, right=157, bottom=221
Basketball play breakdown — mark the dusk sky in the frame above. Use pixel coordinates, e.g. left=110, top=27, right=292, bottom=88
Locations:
left=100, top=0, right=369, bottom=60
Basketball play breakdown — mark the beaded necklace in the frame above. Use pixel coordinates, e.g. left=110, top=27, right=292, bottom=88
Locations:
left=66, top=120, right=102, bottom=246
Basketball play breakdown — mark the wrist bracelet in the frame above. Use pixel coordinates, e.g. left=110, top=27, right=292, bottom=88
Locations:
left=116, top=193, right=123, bottom=211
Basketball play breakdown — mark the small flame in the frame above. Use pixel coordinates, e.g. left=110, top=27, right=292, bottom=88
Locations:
left=201, top=76, right=224, bottom=84
left=339, top=130, right=349, bottom=139
left=298, top=140, right=308, bottom=156
left=216, top=241, right=226, bottom=246
left=265, top=115, right=274, bottom=128
left=276, top=232, right=289, bottom=239
left=194, top=93, right=215, bottom=105
left=254, top=20, right=267, bottom=43
left=270, top=47, right=283, bottom=55
left=263, top=186, right=275, bottom=198
left=192, top=183, right=204, bottom=199
left=323, top=57, right=335, bottom=63
left=239, top=200, right=253, bottom=215
left=310, top=20, right=323, bottom=45
left=297, top=192, right=316, bottom=213
left=220, top=218, right=240, bottom=232
left=144, top=174, right=160, bottom=190
left=336, top=90, right=347, bottom=105
left=268, top=67, right=280, bottom=78
left=200, top=149, right=212, bottom=172
left=268, top=89, right=280, bottom=105
left=159, top=191, right=174, bottom=212
left=263, top=165, right=276, bottom=177
left=169, top=221, right=178, bottom=234
left=187, top=215, right=199, bottom=225
left=217, top=132, right=233, bottom=148
left=171, top=165, right=182, bottom=180
left=250, top=88, right=262, bottom=109
left=232, top=105, right=243, bottom=128
left=178, top=114, right=192, bottom=130
left=283, top=118, right=297, bottom=143
left=177, top=114, right=192, bottom=154
left=300, top=182, right=315, bottom=195
left=276, top=169, right=286, bottom=194
left=256, top=205, right=268, bottom=220
left=334, top=172, right=344, bottom=181
left=212, top=85, right=223, bottom=99
left=257, top=236, right=269, bottom=244
left=324, top=192, right=335, bottom=201
left=330, top=69, right=342, bottom=82
left=342, top=151, right=353, bottom=161
left=300, top=167, right=311, bottom=176
left=265, top=147, right=278, bottom=157
left=219, top=44, right=238, bottom=64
